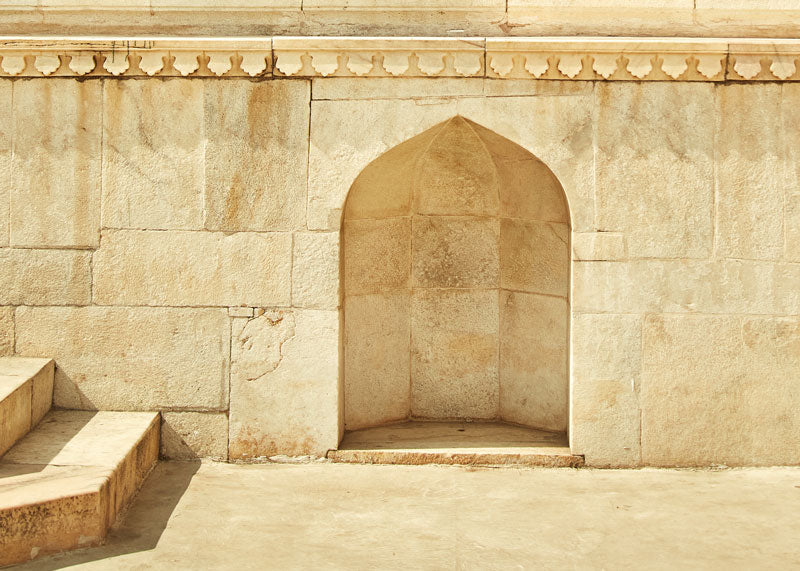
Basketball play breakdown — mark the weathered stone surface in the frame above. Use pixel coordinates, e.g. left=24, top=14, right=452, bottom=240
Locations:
left=499, top=291, right=568, bottom=432
left=787, top=194, right=800, bottom=262
left=0, top=249, right=91, bottom=306
left=716, top=84, right=783, bottom=260
left=641, top=314, right=800, bottom=466
left=596, top=83, right=714, bottom=258
left=11, top=80, right=101, bottom=248
left=310, top=95, right=592, bottom=231
left=573, top=259, right=800, bottom=315
left=161, top=412, right=228, bottom=461
left=344, top=293, right=410, bottom=430
left=205, top=81, right=308, bottom=232
left=572, top=313, right=642, bottom=380
left=500, top=219, right=569, bottom=296
left=28, top=358, right=55, bottom=427
left=412, top=216, right=499, bottom=288
left=570, top=314, right=642, bottom=467
left=0, top=307, right=13, bottom=356
left=781, top=84, right=800, bottom=262
left=312, top=78, right=485, bottom=100
left=93, top=229, right=291, bottom=307
left=0, top=81, right=9, bottom=248
left=572, top=232, right=626, bottom=261
left=343, top=218, right=410, bottom=295
left=15, top=306, right=229, bottom=410
left=571, top=378, right=641, bottom=468
left=0, top=376, right=30, bottom=456
left=229, top=309, right=339, bottom=459
left=411, top=289, right=499, bottom=419
left=292, top=232, right=339, bottom=309
left=103, top=80, right=204, bottom=230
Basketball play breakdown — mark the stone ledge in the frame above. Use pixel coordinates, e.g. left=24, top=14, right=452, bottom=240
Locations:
left=3, top=36, right=800, bottom=80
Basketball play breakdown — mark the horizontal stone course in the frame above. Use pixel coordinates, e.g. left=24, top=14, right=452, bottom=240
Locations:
left=0, top=249, right=91, bottom=306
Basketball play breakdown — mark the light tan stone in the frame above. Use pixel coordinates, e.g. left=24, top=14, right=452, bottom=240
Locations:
left=0, top=249, right=91, bottom=306
left=0, top=377, right=30, bottom=456
left=228, top=307, right=255, bottom=318
left=573, top=259, right=800, bottom=315
left=15, top=306, right=229, bottom=410
left=93, top=229, right=291, bottom=307
left=0, top=307, right=13, bottom=356
left=499, top=291, right=568, bottom=432
left=343, top=218, right=410, bottom=296
left=412, top=216, right=500, bottom=289
left=161, top=412, right=228, bottom=461
left=596, top=83, right=714, bottom=258
left=102, top=79, right=204, bottom=230
left=344, top=293, right=411, bottom=430
left=413, top=118, right=500, bottom=217
left=572, top=314, right=642, bottom=380
left=411, top=289, right=499, bottom=420
left=641, top=314, right=800, bottom=466
left=11, top=80, right=101, bottom=248
left=205, top=81, right=308, bottom=232
left=500, top=219, right=569, bottom=296
left=312, top=78, right=485, bottom=100
left=715, top=84, right=784, bottom=260
left=310, top=95, right=592, bottom=231
left=0, top=82, right=9, bottom=248
left=787, top=194, right=800, bottom=262
left=292, top=232, right=339, bottom=309
left=229, top=309, right=339, bottom=459
left=571, top=379, right=641, bottom=468
left=572, top=232, right=626, bottom=261
left=28, top=359, right=55, bottom=427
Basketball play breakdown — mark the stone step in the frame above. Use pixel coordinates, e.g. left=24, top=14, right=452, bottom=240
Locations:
left=0, top=410, right=160, bottom=566
left=328, top=420, right=585, bottom=468
left=0, top=357, right=54, bottom=457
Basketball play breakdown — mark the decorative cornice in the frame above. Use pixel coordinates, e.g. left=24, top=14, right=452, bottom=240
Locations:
left=1, top=36, right=800, bottom=80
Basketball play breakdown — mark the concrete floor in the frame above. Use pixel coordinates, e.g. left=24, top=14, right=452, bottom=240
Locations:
left=15, top=462, right=800, bottom=570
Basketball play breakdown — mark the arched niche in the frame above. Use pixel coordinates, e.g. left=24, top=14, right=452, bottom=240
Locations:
left=342, top=116, right=570, bottom=435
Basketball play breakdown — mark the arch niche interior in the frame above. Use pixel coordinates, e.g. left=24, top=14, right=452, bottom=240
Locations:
left=340, top=116, right=571, bottom=455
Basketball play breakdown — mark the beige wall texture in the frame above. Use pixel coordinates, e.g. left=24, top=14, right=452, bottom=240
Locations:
left=2, top=76, right=799, bottom=467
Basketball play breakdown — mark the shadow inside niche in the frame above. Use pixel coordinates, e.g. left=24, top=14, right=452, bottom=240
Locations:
left=16, top=460, right=202, bottom=571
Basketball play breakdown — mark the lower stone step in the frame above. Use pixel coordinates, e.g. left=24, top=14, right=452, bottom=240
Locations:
left=0, top=357, right=54, bottom=456
left=327, top=421, right=584, bottom=468
left=0, top=410, right=160, bottom=566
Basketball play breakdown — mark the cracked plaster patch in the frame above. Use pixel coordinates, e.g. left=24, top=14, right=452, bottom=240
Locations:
left=232, top=310, right=296, bottom=382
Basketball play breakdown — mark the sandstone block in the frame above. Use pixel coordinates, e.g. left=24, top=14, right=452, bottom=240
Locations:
left=500, top=219, right=569, bottom=296
left=572, top=232, right=626, bottom=261
left=292, top=232, right=339, bottom=309
left=0, top=81, right=9, bottom=248
left=312, top=78, right=485, bottom=100
left=0, top=377, right=30, bottom=456
left=229, top=309, right=339, bottom=459
left=228, top=307, right=255, bottom=318
left=641, top=314, right=800, bottom=466
left=411, top=289, right=499, bottom=419
left=573, top=259, right=800, bottom=315
left=161, top=412, right=228, bottom=461
left=343, top=218, right=410, bottom=295
left=205, top=81, right=308, bottom=232
left=15, top=306, right=229, bottom=410
left=0, top=249, right=91, bottom=306
left=93, top=229, right=291, bottom=307
left=595, top=83, right=714, bottom=258
left=715, top=84, right=783, bottom=260
left=412, top=216, right=499, bottom=288
left=0, top=307, right=12, bottom=356
left=499, top=291, right=568, bottom=432
left=344, top=293, right=411, bottom=430
left=787, top=194, right=800, bottom=262
left=571, top=378, right=641, bottom=468
left=103, top=80, right=204, bottom=230
left=572, top=313, right=642, bottom=380
left=11, top=80, right=101, bottom=248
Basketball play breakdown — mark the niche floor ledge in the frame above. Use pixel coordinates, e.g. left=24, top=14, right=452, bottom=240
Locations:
left=328, top=421, right=584, bottom=468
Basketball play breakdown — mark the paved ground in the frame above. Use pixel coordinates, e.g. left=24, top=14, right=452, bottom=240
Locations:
left=16, top=461, right=800, bottom=570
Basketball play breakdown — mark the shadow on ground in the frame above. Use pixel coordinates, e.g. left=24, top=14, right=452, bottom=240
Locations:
left=17, top=460, right=201, bottom=570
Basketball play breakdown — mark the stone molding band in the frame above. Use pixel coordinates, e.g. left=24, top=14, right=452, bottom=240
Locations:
left=2, top=36, right=800, bottom=80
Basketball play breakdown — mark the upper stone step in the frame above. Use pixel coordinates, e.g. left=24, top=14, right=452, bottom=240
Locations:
left=0, top=410, right=160, bottom=566
left=0, top=357, right=54, bottom=457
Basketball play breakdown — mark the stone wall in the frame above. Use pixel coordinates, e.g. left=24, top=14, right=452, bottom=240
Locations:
left=2, top=75, right=799, bottom=467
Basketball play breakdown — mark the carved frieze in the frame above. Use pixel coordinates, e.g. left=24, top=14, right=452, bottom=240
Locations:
left=1, top=36, right=800, bottom=80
